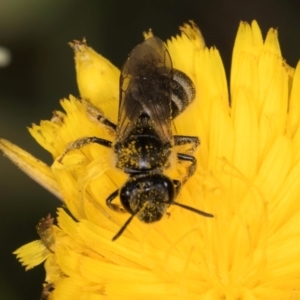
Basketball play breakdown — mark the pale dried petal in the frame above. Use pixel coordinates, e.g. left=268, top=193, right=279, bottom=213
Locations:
left=0, top=138, right=62, bottom=201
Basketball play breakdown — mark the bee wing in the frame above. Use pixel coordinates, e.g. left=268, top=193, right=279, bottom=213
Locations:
left=116, top=37, right=173, bottom=144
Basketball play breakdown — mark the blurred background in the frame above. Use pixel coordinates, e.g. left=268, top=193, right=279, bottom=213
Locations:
left=1, top=0, right=300, bottom=299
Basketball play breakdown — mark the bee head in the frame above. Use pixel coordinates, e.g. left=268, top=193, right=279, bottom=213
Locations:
left=120, top=173, right=175, bottom=223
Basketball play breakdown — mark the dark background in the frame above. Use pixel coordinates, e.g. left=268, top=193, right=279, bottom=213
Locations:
left=1, top=1, right=300, bottom=299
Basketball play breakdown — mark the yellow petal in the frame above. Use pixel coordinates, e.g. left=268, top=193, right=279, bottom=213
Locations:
left=231, top=20, right=263, bottom=101
left=13, top=240, right=50, bottom=271
left=70, top=39, right=120, bottom=122
left=167, top=20, right=205, bottom=78
left=287, top=61, right=300, bottom=137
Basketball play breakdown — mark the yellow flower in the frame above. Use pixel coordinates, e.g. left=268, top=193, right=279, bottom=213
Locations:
left=1, top=20, right=300, bottom=299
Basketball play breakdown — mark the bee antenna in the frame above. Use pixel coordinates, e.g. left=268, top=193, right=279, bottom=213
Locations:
left=112, top=214, right=136, bottom=241
left=170, top=201, right=213, bottom=218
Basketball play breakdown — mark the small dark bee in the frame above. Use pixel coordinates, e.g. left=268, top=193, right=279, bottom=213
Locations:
left=59, top=37, right=213, bottom=240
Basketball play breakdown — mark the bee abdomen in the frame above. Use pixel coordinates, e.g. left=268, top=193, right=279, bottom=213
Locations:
left=171, top=69, right=196, bottom=119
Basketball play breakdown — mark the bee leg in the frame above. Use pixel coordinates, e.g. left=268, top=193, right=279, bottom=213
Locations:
left=173, top=179, right=181, bottom=195
left=106, top=189, right=126, bottom=213
left=173, top=135, right=200, bottom=153
left=81, top=98, right=117, bottom=132
left=177, top=153, right=197, bottom=185
left=58, top=137, right=112, bottom=163
left=95, top=115, right=117, bottom=132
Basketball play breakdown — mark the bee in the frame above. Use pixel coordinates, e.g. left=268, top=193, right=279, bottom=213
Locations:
left=59, top=37, right=213, bottom=240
